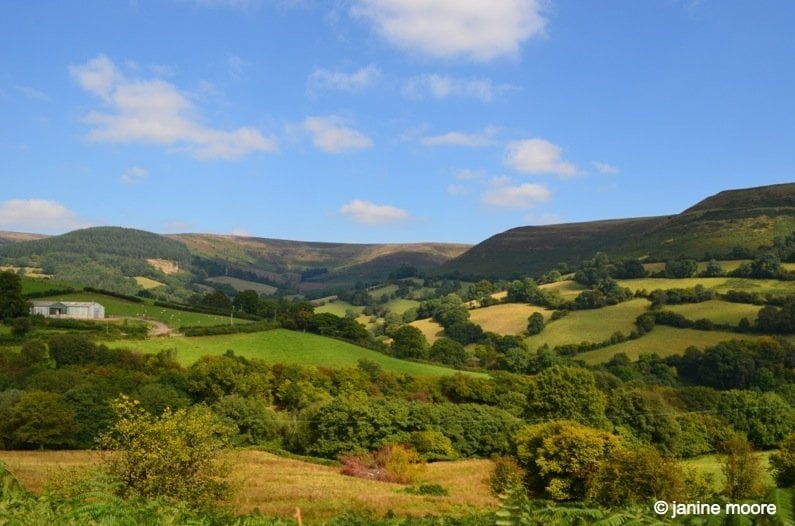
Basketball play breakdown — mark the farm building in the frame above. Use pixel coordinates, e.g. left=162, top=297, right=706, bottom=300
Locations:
left=31, top=301, right=105, bottom=320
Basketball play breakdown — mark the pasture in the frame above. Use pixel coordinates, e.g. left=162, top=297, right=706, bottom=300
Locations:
left=35, top=292, right=240, bottom=328
left=133, top=276, right=165, bottom=289
left=106, top=328, right=482, bottom=376
left=206, top=276, right=278, bottom=295
left=410, top=318, right=445, bottom=345
left=577, top=326, right=759, bottom=365
left=665, top=300, right=760, bottom=325
left=539, top=280, right=587, bottom=299
left=0, top=450, right=498, bottom=521
left=314, top=299, right=362, bottom=317
left=616, top=276, right=795, bottom=296
left=468, top=303, right=551, bottom=336
left=524, top=299, right=650, bottom=351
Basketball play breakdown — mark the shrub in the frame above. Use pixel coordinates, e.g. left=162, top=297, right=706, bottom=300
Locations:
left=489, top=456, right=525, bottom=497
left=339, top=444, right=425, bottom=484
left=405, top=484, right=449, bottom=496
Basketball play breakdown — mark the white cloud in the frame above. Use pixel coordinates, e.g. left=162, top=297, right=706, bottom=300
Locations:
left=403, top=74, right=507, bottom=101
left=505, top=139, right=579, bottom=178
left=70, top=54, right=277, bottom=160
left=340, top=199, right=409, bottom=225
left=308, top=65, right=381, bottom=93
left=351, top=0, right=547, bottom=61
left=482, top=183, right=550, bottom=208
left=592, top=161, right=619, bottom=174
left=14, top=85, right=50, bottom=102
left=121, top=166, right=148, bottom=184
left=303, top=116, right=373, bottom=153
left=229, top=227, right=253, bottom=237
left=454, top=168, right=484, bottom=180
left=421, top=126, right=496, bottom=147
left=0, top=199, right=91, bottom=233
left=447, top=184, right=468, bottom=196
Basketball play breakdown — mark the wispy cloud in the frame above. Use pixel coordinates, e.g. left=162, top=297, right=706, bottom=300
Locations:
left=121, top=166, right=148, bottom=184
left=302, top=115, right=373, bottom=153
left=15, top=85, right=50, bottom=102
left=403, top=74, right=511, bottom=101
left=351, top=0, right=547, bottom=61
left=308, top=65, right=381, bottom=94
left=340, top=199, right=409, bottom=225
left=482, top=182, right=551, bottom=208
left=592, top=161, right=619, bottom=174
left=70, top=55, right=277, bottom=160
left=505, top=139, right=580, bottom=178
left=421, top=126, right=497, bottom=147
left=0, top=199, right=91, bottom=233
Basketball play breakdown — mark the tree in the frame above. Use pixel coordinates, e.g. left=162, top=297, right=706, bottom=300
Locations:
left=232, top=289, right=260, bottom=315
left=525, top=366, right=609, bottom=429
left=770, top=433, right=795, bottom=487
left=665, top=258, right=698, bottom=278
left=526, top=312, right=545, bottom=335
left=391, top=325, right=428, bottom=360
left=590, top=446, right=687, bottom=506
left=5, top=390, right=79, bottom=449
left=0, top=271, right=29, bottom=321
left=429, top=337, right=467, bottom=368
left=703, top=259, right=724, bottom=277
left=99, top=396, right=234, bottom=505
left=514, top=419, right=620, bottom=501
left=200, top=289, right=232, bottom=311
left=720, top=436, right=766, bottom=499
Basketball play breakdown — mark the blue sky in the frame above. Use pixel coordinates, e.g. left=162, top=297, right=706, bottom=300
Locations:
left=1, top=1, right=793, bottom=243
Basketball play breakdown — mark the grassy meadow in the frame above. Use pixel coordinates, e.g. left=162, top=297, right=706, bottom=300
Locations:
left=468, top=303, right=551, bottom=336
left=524, top=298, right=650, bottom=350
left=577, top=326, right=759, bottom=365
left=665, top=300, right=761, bottom=325
left=410, top=318, right=444, bottom=345
left=0, top=449, right=498, bottom=522
left=106, top=328, right=482, bottom=376
left=34, top=292, right=235, bottom=328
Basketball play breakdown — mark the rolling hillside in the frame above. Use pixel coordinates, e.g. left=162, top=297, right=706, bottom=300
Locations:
left=439, top=183, right=795, bottom=279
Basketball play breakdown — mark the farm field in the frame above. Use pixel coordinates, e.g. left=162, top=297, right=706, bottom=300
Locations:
left=410, top=318, right=444, bottom=345
left=206, top=276, right=278, bottom=295
left=133, top=276, right=165, bottom=289
left=468, top=303, right=551, bottom=336
left=524, top=298, right=650, bottom=351
left=577, top=326, right=759, bottom=364
left=539, top=280, right=587, bottom=299
left=665, top=300, right=761, bottom=325
left=384, top=298, right=420, bottom=315
left=314, top=299, right=362, bottom=317
left=681, top=451, right=774, bottom=491
left=106, top=328, right=482, bottom=376
left=616, top=276, right=795, bottom=296
left=0, top=450, right=498, bottom=521
left=35, top=292, right=236, bottom=328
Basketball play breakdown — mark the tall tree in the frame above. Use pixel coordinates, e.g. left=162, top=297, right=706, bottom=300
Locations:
left=0, top=271, right=29, bottom=321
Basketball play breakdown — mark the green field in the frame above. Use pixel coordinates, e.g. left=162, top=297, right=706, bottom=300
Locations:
left=106, top=328, right=483, bottom=376
left=539, top=280, right=587, bottom=299
left=36, top=292, right=237, bottom=328
left=681, top=451, right=774, bottom=491
left=469, top=303, right=551, bottom=336
left=666, top=300, right=760, bottom=325
left=206, top=276, right=278, bottom=295
left=20, top=276, right=76, bottom=295
left=384, top=298, right=420, bottom=314
left=617, top=276, right=795, bottom=296
left=577, top=326, right=759, bottom=364
left=314, top=299, right=362, bottom=317
left=525, top=299, right=650, bottom=350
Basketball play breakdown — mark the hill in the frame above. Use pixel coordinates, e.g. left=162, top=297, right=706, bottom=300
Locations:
left=439, top=183, right=795, bottom=279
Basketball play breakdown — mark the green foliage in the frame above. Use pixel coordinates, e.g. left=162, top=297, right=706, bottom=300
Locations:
left=525, top=366, right=609, bottom=429
left=429, top=337, right=468, bottom=368
left=391, top=324, right=429, bottom=360
left=0, top=271, right=29, bottom=321
left=2, top=390, right=79, bottom=448
left=99, top=396, right=235, bottom=505
left=770, top=433, right=795, bottom=487
left=404, top=483, right=449, bottom=496
left=665, top=258, right=698, bottom=278
left=526, top=312, right=545, bottom=335
left=717, top=390, right=795, bottom=449
left=719, top=435, right=766, bottom=499
left=514, top=420, right=620, bottom=501
left=489, top=456, right=525, bottom=497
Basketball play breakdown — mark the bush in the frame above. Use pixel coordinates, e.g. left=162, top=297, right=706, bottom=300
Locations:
left=339, top=444, right=425, bottom=484
left=405, top=484, right=449, bottom=496
left=489, top=457, right=525, bottom=497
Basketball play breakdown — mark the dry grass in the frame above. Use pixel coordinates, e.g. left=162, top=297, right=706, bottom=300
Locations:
left=0, top=450, right=498, bottom=521
left=410, top=318, right=445, bottom=344
left=468, top=303, right=551, bottom=336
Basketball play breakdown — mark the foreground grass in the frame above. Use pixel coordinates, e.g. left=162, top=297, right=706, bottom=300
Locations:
left=0, top=450, right=498, bottom=522
left=106, top=328, right=483, bottom=376
left=577, top=326, right=760, bottom=364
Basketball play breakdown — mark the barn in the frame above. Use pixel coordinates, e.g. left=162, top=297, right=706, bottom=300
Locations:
left=31, top=301, right=105, bottom=320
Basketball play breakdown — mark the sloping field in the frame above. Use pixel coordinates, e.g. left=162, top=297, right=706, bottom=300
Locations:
left=539, top=280, right=587, bottom=299
left=37, top=292, right=239, bottom=328
left=134, top=276, right=165, bottom=289
left=524, top=298, right=650, bottom=350
left=106, top=329, right=481, bottom=376
left=616, top=276, right=795, bottom=296
left=206, top=276, right=278, bottom=295
left=468, top=303, right=551, bottom=336
left=314, top=300, right=362, bottom=317
left=410, top=318, right=444, bottom=345
left=665, top=300, right=760, bottom=325
left=0, top=450, right=498, bottom=520
left=577, top=326, right=759, bottom=364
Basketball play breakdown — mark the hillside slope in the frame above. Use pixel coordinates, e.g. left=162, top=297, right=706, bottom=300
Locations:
left=440, top=183, right=795, bottom=278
